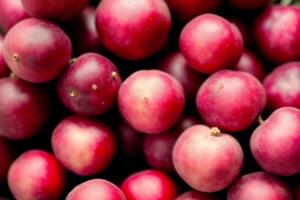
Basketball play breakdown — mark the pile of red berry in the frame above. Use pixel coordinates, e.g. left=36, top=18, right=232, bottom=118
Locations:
left=0, top=0, right=300, bottom=199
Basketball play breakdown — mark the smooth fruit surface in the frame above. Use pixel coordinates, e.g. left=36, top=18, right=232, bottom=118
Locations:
left=254, top=6, right=300, bottom=63
left=0, top=77, right=50, bottom=140
left=66, top=179, right=126, bottom=200
left=172, top=125, right=244, bottom=192
left=52, top=115, right=116, bottom=176
left=196, top=70, right=266, bottom=132
left=165, top=0, right=221, bottom=22
left=263, top=62, right=300, bottom=110
left=120, top=170, right=177, bottom=200
left=118, top=70, right=185, bottom=134
left=57, top=53, right=121, bottom=116
left=21, top=0, right=88, bottom=21
left=3, top=18, right=72, bottom=83
left=180, top=14, right=243, bottom=74
left=8, top=150, right=65, bottom=200
left=0, top=0, right=29, bottom=32
left=250, top=107, right=300, bottom=176
left=0, top=36, right=10, bottom=77
left=95, top=0, right=171, bottom=60
left=227, top=172, right=292, bottom=200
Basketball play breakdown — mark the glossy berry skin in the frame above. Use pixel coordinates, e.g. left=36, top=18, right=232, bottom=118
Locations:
left=175, top=190, right=219, bottom=200
left=165, top=0, right=221, bottom=22
left=3, top=18, right=72, bottom=83
left=229, top=0, right=271, bottom=10
left=57, top=53, right=121, bottom=116
left=70, top=7, right=102, bottom=54
left=235, top=49, right=265, bottom=81
left=118, top=70, right=185, bottom=134
left=227, top=172, right=292, bottom=200
left=116, top=121, right=143, bottom=158
left=180, top=14, right=243, bottom=74
left=254, top=6, right=300, bottom=63
left=8, top=150, right=66, bottom=200
left=172, top=125, right=244, bottom=192
left=0, top=0, right=29, bottom=32
left=0, top=137, right=13, bottom=182
left=120, top=170, right=177, bottom=200
left=0, top=36, right=10, bottom=78
left=66, top=179, right=126, bottom=200
left=21, top=0, right=88, bottom=21
left=196, top=70, right=266, bottom=133
left=95, top=0, right=171, bottom=60
left=263, top=62, right=300, bottom=110
left=250, top=107, right=300, bottom=176
left=159, top=51, right=205, bottom=102
left=52, top=116, right=116, bottom=176
left=143, top=131, right=179, bottom=172
left=0, top=77, right=50, bottom=140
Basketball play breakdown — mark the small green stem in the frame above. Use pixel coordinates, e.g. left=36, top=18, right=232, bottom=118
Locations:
left=280, top=0, right=294, bottom=5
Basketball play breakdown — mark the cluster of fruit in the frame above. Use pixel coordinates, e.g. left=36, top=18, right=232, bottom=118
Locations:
left=0, top=0, right=300, bottom=199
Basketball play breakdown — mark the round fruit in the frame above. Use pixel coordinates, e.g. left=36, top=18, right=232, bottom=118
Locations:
left=196, top=70, right=266, bottom=132
left=180, top=14, right=243, bottom=74
left=21, top=0, right=88, bottom=21
left=250, top=107, right=300, bottom=176
left=120, top=170, right=177, bottom=200
left=235, top=49, right=265, bottom=81
left=172, top=125, right=244, bottom=192
left=0, top=0, right=29, bottom=32
left=8, top=150, right=66, bottom=200
left=51, top=115, right=116, bottom=176
left=229, top=0, right=271, bottom=10
left=263, top=62, right=300, bottom=110
left=0, top=137, right=13, bottom=182
left=159, top=51, right=205, bottom=102
left=3, top=18, right=72, bottom=83
left=227, top=172, right=292, bottom=200
left=0, top=77, right=50, bottom=140
left=254, top=6, right=300, bottom=63
left=0, top=36, right=10, bottom=78
left=95, top=0, right=171, bottom=60
left=118, top=70, right=185, bottom=134
left=175, top=190, right=218, bottom=200
left=57, top=53, right=121, bottom=116
left=165, top=0, right=221, bottom=22
left=66, top=179, right=126, bottom=200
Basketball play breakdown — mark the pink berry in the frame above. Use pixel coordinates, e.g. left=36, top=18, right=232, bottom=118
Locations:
left=227, top=172, right=292, bottom=200
left=250, top=107, right=300, bottom=176
left=229, top=0, right=271, bottom=10
left=175, top=190, right=219, bottom=200
left=172, top=125, right=244, bottom=192
left=95, top=0, right=171, bottom=60
left=159, top=51, right=205, bottom=102
left=254, top=6, right=300, bottom=63
left=196, top=70, right=266, bottom=132
left=51, top=115, right=116, bottom=176
left=165, top=0, right=222, bottom=22
left=56, top=53, right=121, bottom=116
left=263, top=62, right=300, bottom=110
left=66, top=179, right=126, bottom=200
left=8, top=150, right=66, bottom=200
left=118, top=70, right=185, bottom=134
left=0, top=77, right=50, bottom=140
left=21, top=0, right=88, bottom=21
left=0, top=0, right=29, bottom=32
left=235, top=49, right=265, bottom=81
left=0, top=137, right=13, bottom=182
left=70, top=7, right=102, bottom=54
left=3, top=18, right=72, bottom=83
left=0, top=36, right=10, bottom=78
left=180, top=14, right=243, bottom=74
left=120, top=170, right=177, bottom=200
